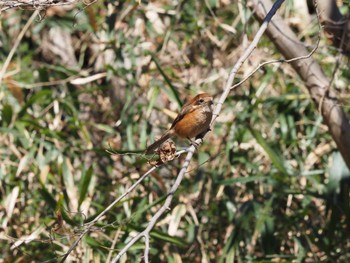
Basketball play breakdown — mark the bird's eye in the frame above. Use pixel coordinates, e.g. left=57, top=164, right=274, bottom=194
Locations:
left=199, top=98, right=204, bottom=103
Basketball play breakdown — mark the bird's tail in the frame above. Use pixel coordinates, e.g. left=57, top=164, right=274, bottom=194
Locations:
left=145, top=131, right=172, bottom=154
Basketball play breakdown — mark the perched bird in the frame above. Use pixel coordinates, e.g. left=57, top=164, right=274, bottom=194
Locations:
left=145, top=93, right=213, bottom=154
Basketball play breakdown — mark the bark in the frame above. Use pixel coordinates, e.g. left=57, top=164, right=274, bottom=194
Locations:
left=251, top=0, right=350, bottom=169
left=317, top=0, right=350, bottom=56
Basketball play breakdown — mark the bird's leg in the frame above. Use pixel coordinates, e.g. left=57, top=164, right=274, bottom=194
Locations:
left=187, top=137, right=202, bottom=148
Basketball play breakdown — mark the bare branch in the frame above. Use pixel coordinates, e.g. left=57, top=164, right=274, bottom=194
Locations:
left=0, top=0, right=78, bottom=12
left=317, top=0, right=350, bottom=56
left=0, top=10, right=39, bottom=87
left=211, top=0, right=285, bottom=125
left=60, top=165, right=157, bottom=262
left=251, top=0, right=350, bottom=168
left=111, top=0, right=286, bottom=262
left=112, top=147, right=197, bottom=262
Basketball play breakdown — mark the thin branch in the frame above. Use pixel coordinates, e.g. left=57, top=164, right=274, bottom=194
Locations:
left=231, top=0, right=322, bottom=91
left=0, top=0, right=78, bottom=12
left=0, top=10, right=39, bottom=88
left=144, top=235, right=150, bottom=263
left=112, top=147, right=197, bottom=262
left=60, top=148, right=189, bottom=261
left=318, top=54, right=341, bottom=114
left=60, top=166, right=157, bottom=262
left=111, top=0, right=286, bottom=262
left=318, top=6, right=348, bottom=114
left=211, top=0, right=286, bottom=125
left=251, top=0, right=350, bottom=168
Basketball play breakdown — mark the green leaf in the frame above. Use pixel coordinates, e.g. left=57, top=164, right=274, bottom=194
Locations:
left=91, top=123, right=115, bottom=134
left=85, top=236, right=105, bottom=249
left=126, top=124, right=135, bottom=150
left=249, top=128, right=289, bottom=175
left=125, top=224, right=187, bottom=247
left=2, top=104, right=13, bottom=126
left=18, top=90, right=52, bottom=117
left=149, top=53, right=182, bottom=107
left=78, top=166, right=94, bottom=208
left=150, top=230, right=187, bottom=247
left=38, top=181, right=57, bottom=209
left=218, top=175, right=268, bottom=185
left=132, top=195, right=167, bottom=222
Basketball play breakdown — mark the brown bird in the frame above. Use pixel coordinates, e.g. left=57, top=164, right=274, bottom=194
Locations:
left=145, top=93, right=213, bottom=154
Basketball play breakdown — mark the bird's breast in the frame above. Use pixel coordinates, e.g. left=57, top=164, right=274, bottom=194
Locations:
left=174, top=109, right=212, bottom=138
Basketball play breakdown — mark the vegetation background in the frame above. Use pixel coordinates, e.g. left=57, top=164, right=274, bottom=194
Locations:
left=1, top=0, right=350, bottom=262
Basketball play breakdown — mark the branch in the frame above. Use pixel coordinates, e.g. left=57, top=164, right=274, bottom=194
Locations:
left=60, top=165, right=157, bottom=262
left=0, top=0, right=78, bottom=12
left=251, top=0, right=350, bottom=169
left=111, top=148, right=196, bottom=262
left=317, top=0, right=350, bottom=57
left=111, top=0, right=286, bottom=261
left=211, top=0, right=285, bottom=125
left=0, top=10, right=39, bottom=88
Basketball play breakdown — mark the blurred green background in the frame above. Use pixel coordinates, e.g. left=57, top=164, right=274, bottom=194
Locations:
left=1, top=0, right=350, bottom=262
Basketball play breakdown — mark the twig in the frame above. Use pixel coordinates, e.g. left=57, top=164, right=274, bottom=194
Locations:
left=0, top=10, right=39, bottom=88
left=111, top=147, right=196, bottom=262
left=106, top=228, right=122, bottom=263
left=6, top=75, right=79, bottom=89
left=60, top=166, right=157, bottom=262
left=61, top=147, right=189, bottom=261
left=250, top=0, right=350, bottom=168
left=231, top=0, right=322, bottom=91
left=318, top=54, right=341, bottom=114
left=318, top=5, right=348, bottom=114
left=211, top=0, right=286, bottom=125
left=111, top=0, right=286, bottom=262
left=0, top=0, right=78, bottom=12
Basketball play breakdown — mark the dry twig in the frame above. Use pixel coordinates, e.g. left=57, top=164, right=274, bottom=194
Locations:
left=251, top=0, right=350, bottom=169
left=0, top=0, right=78, bottom=12
left=111, top=0, right=286, bottom=261
left=0, top=10, right=39, bottom=88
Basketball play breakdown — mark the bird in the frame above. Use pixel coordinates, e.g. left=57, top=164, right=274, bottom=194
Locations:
left=145, top=93, right=213, bottom=154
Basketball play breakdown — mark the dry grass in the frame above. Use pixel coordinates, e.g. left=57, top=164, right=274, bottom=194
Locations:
left=0, top=0, right=350, bottom=262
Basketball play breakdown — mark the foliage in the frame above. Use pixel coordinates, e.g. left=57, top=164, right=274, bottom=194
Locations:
left=1, top=0, right=350, bottom=262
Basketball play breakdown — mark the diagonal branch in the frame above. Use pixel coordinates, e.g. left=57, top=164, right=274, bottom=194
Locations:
left=111, top=148, right=196, bottom=262
left=111, top=0, right=286, bottom=262
left=251, top=0, right=350, bottom=169
left=0, top=10, right=39, bottom=88
left=317, top=0, right=350, bottom=57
